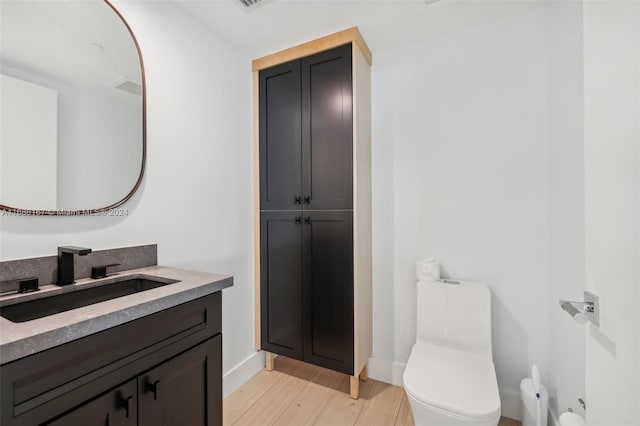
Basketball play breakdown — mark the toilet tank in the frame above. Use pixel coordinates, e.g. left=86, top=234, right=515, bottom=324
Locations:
left=416, top=280, right=493, bottom=354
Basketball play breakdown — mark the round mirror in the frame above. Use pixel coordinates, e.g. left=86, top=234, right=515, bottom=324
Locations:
left=0, top=0, right=145, bottom=215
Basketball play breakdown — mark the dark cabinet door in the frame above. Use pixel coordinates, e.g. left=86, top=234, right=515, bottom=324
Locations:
left=302, top=211, right=354, bottom=374
left=45, top=379, right=137, bottom=426
left=138, top=336, right=222, bottom=426
left=301, top=44, right=353, bottom=210
left=260, top=211, right=304, bottom=359
left=259, top=60, right=302, bottom=211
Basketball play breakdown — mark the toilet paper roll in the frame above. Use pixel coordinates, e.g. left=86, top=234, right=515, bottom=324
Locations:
left=558, top=412, right=585, bottom=426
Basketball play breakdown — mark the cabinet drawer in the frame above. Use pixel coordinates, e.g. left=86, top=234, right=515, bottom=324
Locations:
left=1, top=292, right=221, bottom=426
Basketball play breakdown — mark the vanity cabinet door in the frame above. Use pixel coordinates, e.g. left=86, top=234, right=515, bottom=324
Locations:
left=260, top=211, right=304, bottom=359
left=45, top=379, right=137, bottom=426
left=138, top=335, right=222, bottom=426
left=301, top=44, right=353, bottom=210
left=302, top=211, right=354, bottom=375
left=259, top=59, right=302, bottom=211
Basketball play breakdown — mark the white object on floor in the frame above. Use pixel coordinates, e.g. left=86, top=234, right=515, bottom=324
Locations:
left=558, top=412, right=585, bottom=426
left=520, top=376, right=548, bottom=426
left=414, top=256, right=440, bottom=281
left=532, top=365, right=543, bottom=426
left=403, top=280, right=501, bottom=426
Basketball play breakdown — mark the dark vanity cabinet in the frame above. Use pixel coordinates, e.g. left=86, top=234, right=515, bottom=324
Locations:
left=137, top=336, right=221, bottom=426
left=46, top=380, right=138, bottom=426
left=1, top=293, right=222, bottom=426
left=254, top=30, right=372, bottom=398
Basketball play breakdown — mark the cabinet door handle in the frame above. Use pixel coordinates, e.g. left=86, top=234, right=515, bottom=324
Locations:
left=303, top=196, right=310, bottom=204
left=295, top=216, right=301, bottom=224
left=304, top=217, right=311, bottom=224
left=294, top=196, right=302, bottom=204
left=118, top=395, right=133, bottom=418
left=146, top=379, right=160, bottom=401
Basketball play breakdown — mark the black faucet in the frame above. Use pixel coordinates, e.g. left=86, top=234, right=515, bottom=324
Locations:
left=58, top=246, right=92, bottom=285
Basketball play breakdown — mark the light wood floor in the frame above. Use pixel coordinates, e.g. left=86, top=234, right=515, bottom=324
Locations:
left=224, top=356, right=521, bottom=426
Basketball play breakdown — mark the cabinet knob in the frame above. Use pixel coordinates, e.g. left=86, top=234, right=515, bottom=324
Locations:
left=295, top=216, right=301, bottom=224
left=294, top=196, right=302, bottom=204
left=118, top=395, right=133, bottom=418
left=304, top=217, right=311, bottom=224
left=146, top=379, right=160, bottom=401
left=303, top=196, right=310, bottom=204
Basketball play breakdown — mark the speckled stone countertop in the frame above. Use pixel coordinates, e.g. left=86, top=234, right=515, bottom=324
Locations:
left=0, top=265, right=232, bottom=365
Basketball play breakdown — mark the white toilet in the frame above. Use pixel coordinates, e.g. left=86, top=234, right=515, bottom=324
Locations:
left=403, top=280, right=501, bottom=426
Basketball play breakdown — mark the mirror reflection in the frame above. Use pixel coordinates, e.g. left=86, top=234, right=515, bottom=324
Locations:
left=0, top=0, right=144, bottom=213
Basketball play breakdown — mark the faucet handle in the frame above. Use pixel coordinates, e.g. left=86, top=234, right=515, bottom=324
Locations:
left=18, top=277, right=40, bottom=293
left=91, top=263, right=121, bottom=279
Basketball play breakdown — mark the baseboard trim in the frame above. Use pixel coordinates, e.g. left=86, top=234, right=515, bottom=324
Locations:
left=223, top=350, right=265, bottom=398
left=367, top=356, right=406, bottom=386
left=500, top=387, right=521, bottom=420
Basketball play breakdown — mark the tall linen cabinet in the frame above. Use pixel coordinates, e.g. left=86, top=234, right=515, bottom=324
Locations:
left=252, top=28, right=372, bottom=399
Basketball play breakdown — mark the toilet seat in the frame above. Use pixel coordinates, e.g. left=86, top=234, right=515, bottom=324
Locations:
left=403, top=342, right=501, bottom=423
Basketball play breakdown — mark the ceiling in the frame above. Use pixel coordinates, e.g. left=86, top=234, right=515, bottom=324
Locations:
left=172, top=0, right=532, bottom=60
left=0, top=1, right=141, bottom=97
left=0, top=0, right=540, bottom=93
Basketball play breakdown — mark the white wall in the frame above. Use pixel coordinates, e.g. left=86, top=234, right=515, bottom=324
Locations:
left=371, top=2, right=551, bottom=418
left=1, top=64, right=142, bottom=211
left=584, top=1, right=640, bottom=424
left=546, top=0, right=586, bottom=420
left=0, top=0, right=255, bottom=390
left=57, top=86, right=142, bottom=210
left=0, top=73, right=57, bottom=210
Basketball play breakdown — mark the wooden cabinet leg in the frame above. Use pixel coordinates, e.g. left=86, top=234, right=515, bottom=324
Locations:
left=265, top=352, right=274, bottom=372
left=350, top=375, right=360, bottom=399
left=359, top=364, right=368, bottom=381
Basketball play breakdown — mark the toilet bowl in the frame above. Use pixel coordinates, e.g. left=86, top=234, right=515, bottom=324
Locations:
left=403, top=280, right=501, bottom=426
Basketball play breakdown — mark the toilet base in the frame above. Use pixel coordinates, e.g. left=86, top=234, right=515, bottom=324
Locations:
left=407, top=392, right=500, bottom=426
